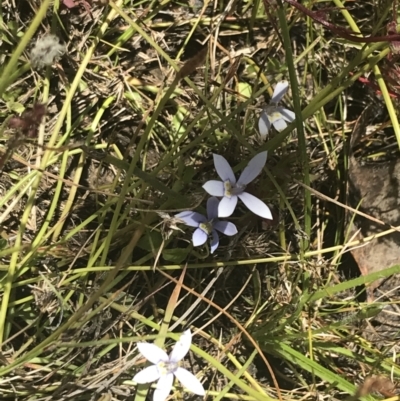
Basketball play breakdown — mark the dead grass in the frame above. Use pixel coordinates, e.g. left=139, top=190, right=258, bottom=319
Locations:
left=1, top=0, right=400, bottom=400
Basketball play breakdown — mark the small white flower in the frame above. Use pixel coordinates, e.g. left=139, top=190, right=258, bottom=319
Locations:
left=175, top=197, right=238, bottom=253
left=202, top=152, right=272, bottom=219
left=133, top=329, right=205, bottom=401
left=258, top=80, right=295, bottom=138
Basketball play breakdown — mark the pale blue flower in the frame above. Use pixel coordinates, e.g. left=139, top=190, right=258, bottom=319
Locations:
left=176, top=197, right=237, bottom=253
left=133, top=329, right=205, bottom=401
left=202, top=152, right=272, bottom=219
left=258, top=80, right=295, bottom=138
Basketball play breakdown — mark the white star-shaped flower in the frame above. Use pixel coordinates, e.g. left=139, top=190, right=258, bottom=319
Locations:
left=202, top=151, right=272, bottom=219
left=258, top=80, right=295, bottom=138
left=133, top=329, right=205, bottom=401
left=175, top=197, right=238, bottom=253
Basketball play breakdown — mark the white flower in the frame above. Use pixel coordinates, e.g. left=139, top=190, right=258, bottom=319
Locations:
left=202, top=152, right=272, bottom=219
left=258, top=80, right=295, bottom=138
left=133, top=329, right=205, bottom=401
left=175, top=197, right=238, bottom=253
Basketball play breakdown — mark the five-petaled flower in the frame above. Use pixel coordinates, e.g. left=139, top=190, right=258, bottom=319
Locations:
left=258, top=80, right=295, bottom=138
left=202, top=152, right=272, bottom=219
left=133, top=329, right=205, bottom=401
left=175, top=197, right=238, bottom=253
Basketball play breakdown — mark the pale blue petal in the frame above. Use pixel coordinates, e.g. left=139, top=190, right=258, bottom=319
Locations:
left=213, top=154, right=236, bottom=184
left=169, top=329, right=191, bottom=363
left=238, top=192, right=272, bottom=219
left=206, top=197, right=219, bottom=220
left=271, top=80, right=289, bottom=103
left=174, top=367, right=205, bottom=396
left=192, top=228, right=208, bottom=246
left=272, top=118, right=287, bottom=132
left=213, top=221, right=238, bottom=236
left=154, top=373, right=174, bottom=401
left=237, top=151, right=267, bottom=186
left=277, top=106, right=295, bottom=122
left=258, top=110, right=270, bottom=138
left=137, top=343, right=168, bottom=364
left=210, top=229, right=219, bottom=254
left=175, top=211, right=206, bottom=227
left=218, top=195, right=238, bottom=218
left=133, top=365, right=161, bottom=384
left=203, top=180, right=224, bottom=196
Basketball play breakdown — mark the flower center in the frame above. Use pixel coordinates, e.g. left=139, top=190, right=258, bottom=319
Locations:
left=157, top=360, right=178, bottom=376
left=199, top=221, right=213, bottom=235
left=224, top=180, right=233, bottom=197
left=266, top=106, right=283, bottom=123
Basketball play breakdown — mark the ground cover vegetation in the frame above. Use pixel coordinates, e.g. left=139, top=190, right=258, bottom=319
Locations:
left=1, top=0, right=400, bottom=400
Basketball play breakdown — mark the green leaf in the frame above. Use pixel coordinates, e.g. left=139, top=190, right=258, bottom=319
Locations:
left=162, top=247, right=190, bottom=263
left=238, top=82, right=252, bottom=99
left=182, top=166, right=196, bottom=184
left=7, top=101, right=25, bottom=114
left=269, top=342, right=357, bottom=394
left=136, top=231, right=163, bottom=252
left=308, top=264, right=400, bottom=303
left=0, top=238, right=7, bottom=250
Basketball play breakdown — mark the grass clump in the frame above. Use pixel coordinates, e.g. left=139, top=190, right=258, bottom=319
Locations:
left=1, top=0, right=400, bottom=400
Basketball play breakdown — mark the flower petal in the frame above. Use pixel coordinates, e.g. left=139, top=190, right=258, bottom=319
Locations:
left=237, top=151, right=267, bottom=186
left=258, top=110, right=271, bottom=138
left=213, top=221, right=238, bottom=236
left=175, top=211, right=206, bottom=227
left=169, top=329, right=192, bottom=363
left=277, top=106, right=295, bottom=122
left=271, top=80, right=289, bottom=103
left=153, top=373, right=174, bottom=401
left=192, top=228, right=208, bottom=247
left=272, top=118, right=287, bottom=132
left=137, top=343, right=168, bottom=364
left=210, top=229, right=219, bottom=254
left=213, top=154, right=236, bottom=184
left=133, top=365, right=161, bottom=384
left=175, top=367, right=205, bottom=396
left=206, top=197, right=219, bottom=220
left=218, top=195, right=238, bottom=218
left=203, top=180, right=224, bottom=196
left=238, top=192, right=272, bottom=219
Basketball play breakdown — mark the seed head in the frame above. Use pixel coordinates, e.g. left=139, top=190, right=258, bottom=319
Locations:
left=30, top=34, right=66, bottom=69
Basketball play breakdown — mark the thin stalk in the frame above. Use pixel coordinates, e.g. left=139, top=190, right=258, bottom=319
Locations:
left=276, top=0, right=311, bottom=251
